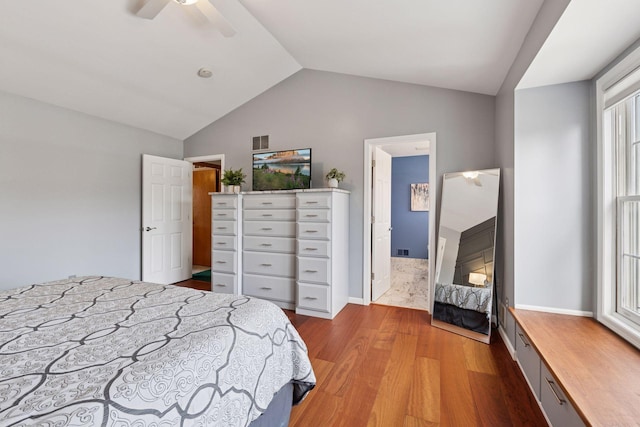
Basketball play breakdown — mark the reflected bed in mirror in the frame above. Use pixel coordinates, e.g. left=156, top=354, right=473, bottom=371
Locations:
left=431, top=168, right=500, bottom=344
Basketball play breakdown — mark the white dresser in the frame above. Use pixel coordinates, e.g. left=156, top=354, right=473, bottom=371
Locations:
left=210, top=189, right=350, bottom=318
left=242, top=193, right=297, bottom=310
left=210, top=194, right=241, bottom=294
left=296, top=191, right=349, bottom=319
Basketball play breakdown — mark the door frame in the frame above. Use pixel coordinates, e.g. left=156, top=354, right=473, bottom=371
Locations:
left=183, top=154, right=225, bottom=269
left=362, top=133, right=436, bottom=308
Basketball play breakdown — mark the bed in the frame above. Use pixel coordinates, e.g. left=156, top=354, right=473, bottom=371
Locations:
left=433, top=282, right=492, bottom=334
left=0, top=276, right=315, bottom=426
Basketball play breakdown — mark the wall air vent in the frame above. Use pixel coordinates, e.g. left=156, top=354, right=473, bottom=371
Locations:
left=252, top=135, right=269, bottom=151
left=397, top=249, right=409, bottom=256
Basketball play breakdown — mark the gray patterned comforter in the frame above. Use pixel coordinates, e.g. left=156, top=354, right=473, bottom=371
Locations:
left=0, top=276, right=315, bottom=426
left=434, top=282, right=492, bottom=316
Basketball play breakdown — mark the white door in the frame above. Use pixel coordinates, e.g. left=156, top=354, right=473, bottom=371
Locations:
left=371, top=147, right=392, bottom=301
left=142, top=154, right=192, bottom=285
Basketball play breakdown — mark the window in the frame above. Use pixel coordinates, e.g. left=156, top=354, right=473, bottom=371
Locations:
left=598, top=46, right=640, bottom=349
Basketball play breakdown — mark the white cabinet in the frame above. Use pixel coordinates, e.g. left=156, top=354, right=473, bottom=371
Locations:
left=210, top=194, right=241, bottom=294
left=296, top=191, right=349, bottom=319
left=516, top=324, right=541, bottom=399
left=242, top=193, right=297, bottom=310
left=210, top=189, right=349, bottom=318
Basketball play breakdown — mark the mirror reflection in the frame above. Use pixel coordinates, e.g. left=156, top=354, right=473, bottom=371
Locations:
left=432, top=168, right=500, bottom=344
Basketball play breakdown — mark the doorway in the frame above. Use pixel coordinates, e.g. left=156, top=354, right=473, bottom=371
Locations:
left=363, top=133, right=436, bottom=311
left=184, top=154, right=225, bottom=279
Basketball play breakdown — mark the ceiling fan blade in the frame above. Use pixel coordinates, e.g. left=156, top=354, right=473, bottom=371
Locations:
left=136, top=0, right=172, bottom=19
left=194, top=0, right=236, bottom=37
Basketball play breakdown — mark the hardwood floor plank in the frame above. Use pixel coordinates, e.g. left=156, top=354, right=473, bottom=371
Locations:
left=468, top=371, right=512, bottom=426
left=323, top=327, right=375, bottom=396
left=463, top=337, right=499, bottom=375
left=288, top=358, right=334, bottom=425
left=407, top=357, right=440, bottom=424
left=404, top=415, right=440, bottom=427
left=368, top=333, right=418, bottom=427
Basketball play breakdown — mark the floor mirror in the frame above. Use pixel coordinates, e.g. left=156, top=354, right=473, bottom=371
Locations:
left=431, top=168, right=500, bottom=344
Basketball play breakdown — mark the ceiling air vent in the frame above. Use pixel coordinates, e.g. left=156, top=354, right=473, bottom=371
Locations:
left=252, top=135, right=269, bottom=151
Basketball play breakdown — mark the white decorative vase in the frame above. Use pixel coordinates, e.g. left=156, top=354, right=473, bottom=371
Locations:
left=225, top=185, right=234, bottom=193
left=233, top=185, right=241, bottom=194
left=328, top=178, right=339, bottom=188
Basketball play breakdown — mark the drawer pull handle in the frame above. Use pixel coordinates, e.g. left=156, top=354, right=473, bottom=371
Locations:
left=217, top=213, right=227, bottom=217
left=304, top=248, right=318, bottom=251
left=305, top=269, right=318, bottom=273
left=218, top=202, right=227, bottom=205
left=260, top=287, right=272, bottom=290
left=261, top=227, right=273, bottom=231
left=305, top=201, right=319, bottom=204
left=216, top=261, right=227, bottom=264
left=217, top=242, right=227, bottom=245
left=305, top=230, right=318, bottom=233
left=304, top=296, right=318, bottom=300
left=215, top=284, right=226, bottom=287
left=262, top=202, right=273, bottom=205
left=216, top=227, right=227, bottom=230
left=545, top=378, right=566, bottom=405
left=305, top=214, right=318, bottom=217
left=517, top=332, right=530, bottom=348
left=260, top=243, right=273, bottom=247
left=261, top=263, right=272, bottom=267
left=262, top=214, right=273, bottom=217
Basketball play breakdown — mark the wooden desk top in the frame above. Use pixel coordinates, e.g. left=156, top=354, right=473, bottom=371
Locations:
left=510, top=308, right=640, bottom=427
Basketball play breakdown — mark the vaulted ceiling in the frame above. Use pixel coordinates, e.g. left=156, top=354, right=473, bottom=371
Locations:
left=1, top=1, right=639, bottom=140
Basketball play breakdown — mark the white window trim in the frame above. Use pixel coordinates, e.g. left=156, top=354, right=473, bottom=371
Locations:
left=596, top=44, right=640, bottom=350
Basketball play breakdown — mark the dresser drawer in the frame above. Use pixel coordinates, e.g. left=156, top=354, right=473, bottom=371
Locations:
left=211, top=250, right=236, bottom=274
left=516, top=324, right=541, bottom=400
left=244, top=236, right=295, bottom=253
left=244, top=220, right=296, bottom=237
left=297, top=240, right=330, bottom=258
left=298, top=257, right=331, bottom=284
left=212, top=209, right=237, bottom=221
left=211, top=272, right=236, bottom=294
left=212, top=220, right=237, bottom=236
left=243, top=274, right=295, bottom=303
left=297, top=283, right=330, bottom=312
left=244, top=209, right=296, bottom=221
left=244, top=252, right=295, bottom=277
left=297, top=209, right=331, bottom=223
left=540, top=362, right=584, bottom=427
left=212, top=196, right=238, bottom=210
left=212, top=235, right=237, bottom=251
left=244, top=195, right=296, bottom=210
left=297, top=222, right=331, bottom=240
left=297, top=193, right=331, bottom=209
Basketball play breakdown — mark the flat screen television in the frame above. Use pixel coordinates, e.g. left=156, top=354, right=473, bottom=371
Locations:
left=252, top=148, right=312, bottom=191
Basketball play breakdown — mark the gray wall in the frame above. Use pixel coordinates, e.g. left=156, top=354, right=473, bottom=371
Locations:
left=514, top=81, right=592, bottom=312
left=391, top=155, right=429, bottom=259
left=185, top=69, right=496, bottom=298
left=495, top=0, right=571, bottom=344
left=0, top=91, right=183, bottom=290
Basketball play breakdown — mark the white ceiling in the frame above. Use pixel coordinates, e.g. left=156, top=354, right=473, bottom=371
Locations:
left=519, top=0, right=640, bottom=89
left=3, top=1, right=639, bottom=141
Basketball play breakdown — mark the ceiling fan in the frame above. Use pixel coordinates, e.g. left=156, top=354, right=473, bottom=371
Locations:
left=136, top=0, right=236, bottom=37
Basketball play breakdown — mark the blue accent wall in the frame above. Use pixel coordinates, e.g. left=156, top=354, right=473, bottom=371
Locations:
left=391, top=155, right=429, bottom=259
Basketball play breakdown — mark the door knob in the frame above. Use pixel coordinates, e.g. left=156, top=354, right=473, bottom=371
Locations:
left=144, top=227, right=157, bottom=232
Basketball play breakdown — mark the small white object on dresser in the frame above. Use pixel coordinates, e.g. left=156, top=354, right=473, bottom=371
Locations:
left=296, top=190, right=349, bottom=319
left=210, top=194, right=242, bottom=294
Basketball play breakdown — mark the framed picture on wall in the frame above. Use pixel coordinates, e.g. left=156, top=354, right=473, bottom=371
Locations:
left=411, top=183, right=429, bottom=211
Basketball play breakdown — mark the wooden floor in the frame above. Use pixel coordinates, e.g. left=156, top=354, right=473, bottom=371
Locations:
left=178, top=279, right=547, bottom=426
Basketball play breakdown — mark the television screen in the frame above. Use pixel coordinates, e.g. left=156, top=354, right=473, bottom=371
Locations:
left=252, top=148, right=312, bottom=191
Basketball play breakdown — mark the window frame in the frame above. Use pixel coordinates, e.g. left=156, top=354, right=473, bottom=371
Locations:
left=596, top=44, right=640, bottom=350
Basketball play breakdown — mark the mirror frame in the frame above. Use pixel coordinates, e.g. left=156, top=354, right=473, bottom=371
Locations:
left=431, top=168, right=500, bottom=344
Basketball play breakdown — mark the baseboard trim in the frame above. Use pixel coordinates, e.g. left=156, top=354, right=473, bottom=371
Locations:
left=348, top=297, right=365, bottom=305
left=498, top=325, right=516, bottom=360
left=514, top=304, right=593, bottom=317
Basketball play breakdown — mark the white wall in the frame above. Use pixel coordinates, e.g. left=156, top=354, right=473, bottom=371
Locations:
left=514, top=81, right=592, bottom=312
left=495, top=0, right=571, bottom=344
left=185, top=69, right=496, bottom=298
left=0, top=91, right=183, bottom=289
